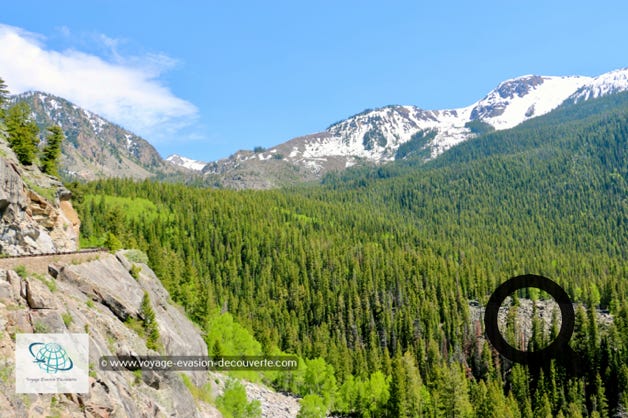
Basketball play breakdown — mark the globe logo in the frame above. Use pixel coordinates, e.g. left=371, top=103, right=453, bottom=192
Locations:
left=29, top=342, right=74, bottom=373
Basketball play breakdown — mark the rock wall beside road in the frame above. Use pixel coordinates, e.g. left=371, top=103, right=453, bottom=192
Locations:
left=0, top=156, right=79, bottom=256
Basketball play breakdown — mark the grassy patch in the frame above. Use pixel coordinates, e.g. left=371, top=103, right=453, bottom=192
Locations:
left=181, top=373, right=214, bottom=404
left=33, top=321, right=49, bottom=333
left=106, top=334, right=116, bottom=352
left=14, top=265, right=28, bottom=278
left=23, top=178, right=56, bottom=203
left=62, top=312, right=73, bottom=328
left=129, top=264, right=142, bottom=280
left=124, top=317, right=145, bottom=338
left=33, top=273, right=57, bottom=292
left=132, top=369, right=142, bottom=386
left=0, top=361, right=13, bottom=383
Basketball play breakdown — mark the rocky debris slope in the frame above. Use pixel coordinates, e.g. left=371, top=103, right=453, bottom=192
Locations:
left=0, top=154, right=79, bottom=255
left=468, top=297, right=613, bottom=349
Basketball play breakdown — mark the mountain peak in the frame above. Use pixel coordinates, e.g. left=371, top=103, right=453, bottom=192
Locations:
left=493, top=75, right=546, bottom=99
left=469, top=75, right=592, bottom=129
left=202, top=66, right=628, bottom=189
left=165, top=154, right=207, bottom=171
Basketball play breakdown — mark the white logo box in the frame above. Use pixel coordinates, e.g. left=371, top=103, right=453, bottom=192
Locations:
left=15, top=333, right=89, bottom=393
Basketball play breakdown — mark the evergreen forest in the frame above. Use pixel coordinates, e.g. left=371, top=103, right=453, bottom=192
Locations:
left=70, top=92, right=628, bottom=417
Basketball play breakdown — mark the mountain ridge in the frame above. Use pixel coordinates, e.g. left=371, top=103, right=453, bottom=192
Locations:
left=197, top=67, right=628, bottom=188
left=10, top=67, right=628, bottom=187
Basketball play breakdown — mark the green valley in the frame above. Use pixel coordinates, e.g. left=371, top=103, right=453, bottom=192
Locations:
left=70, top=92, right=628, bottom=417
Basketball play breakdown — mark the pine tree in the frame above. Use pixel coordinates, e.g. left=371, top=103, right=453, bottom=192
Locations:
left=140, top=291, right=160, bottom=351
left=5, top=102, right=39, bottom=165
left=592, top=373, right=608, bottom=418
left=104, top=232, right=123, bottom=253
left=41, top=125, right=64, bottom=176
left=387, top=353, right=408, bottom=417
left=0, top=76, right=9, bottom=119
left=534, top=393, right=553, bottom=418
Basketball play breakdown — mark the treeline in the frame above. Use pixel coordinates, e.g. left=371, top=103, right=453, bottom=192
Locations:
left=70, top=93, right=628, bottom=416
left=0, top=77, right=63, bottom=175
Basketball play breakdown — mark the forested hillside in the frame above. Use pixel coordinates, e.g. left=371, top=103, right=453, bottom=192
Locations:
left=71, top=93, right=628, bottom=417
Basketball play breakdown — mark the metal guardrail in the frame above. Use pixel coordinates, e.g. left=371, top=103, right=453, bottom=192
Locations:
left=0, top=248, right=108, bottom=260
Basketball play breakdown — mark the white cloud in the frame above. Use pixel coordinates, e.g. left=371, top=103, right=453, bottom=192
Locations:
left=0, top=24, right=198, bottom=143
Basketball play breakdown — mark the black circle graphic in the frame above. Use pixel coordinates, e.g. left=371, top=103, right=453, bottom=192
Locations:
left=484, top=274, right=575, bottom=366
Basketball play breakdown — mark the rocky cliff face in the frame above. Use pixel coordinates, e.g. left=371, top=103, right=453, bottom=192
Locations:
left=0, top=251, right=222, bottom=417
left=0, top=155, right=79, bottom=255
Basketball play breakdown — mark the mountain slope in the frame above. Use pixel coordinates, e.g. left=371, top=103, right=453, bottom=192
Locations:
left=12, top=92, right=176, bottom=181
left=202, top=68, right=628, bottom=189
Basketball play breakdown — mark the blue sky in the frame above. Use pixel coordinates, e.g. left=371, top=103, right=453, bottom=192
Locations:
left=1, top=1, right=627, bottom=161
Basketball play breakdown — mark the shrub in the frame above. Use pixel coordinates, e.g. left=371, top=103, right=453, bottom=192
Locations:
left=124, top=249, right=149, bottom=264
left=217, top=378, right=261, bottom=418
left=130, top=264, right=142, bottom=280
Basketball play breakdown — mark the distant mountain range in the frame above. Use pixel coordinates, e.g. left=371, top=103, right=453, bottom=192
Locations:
left=194, top=67, right=628, bottom=188
left=12, top=67, right=628, bottom=186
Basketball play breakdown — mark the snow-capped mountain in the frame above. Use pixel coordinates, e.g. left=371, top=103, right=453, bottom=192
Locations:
left=567, top=67, right=628, bottom=103
left=165, top=154, right=207, bottom=171
left=287, top=74, right=594, bottom=164
left=201, top=67, right=628, bottom=188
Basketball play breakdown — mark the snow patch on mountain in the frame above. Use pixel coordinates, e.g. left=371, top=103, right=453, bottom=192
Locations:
left=299, top=106, right=474, bottom=163
left=166, top=154, right=207, bottom=171
left=470, top=75, right=592, bottom=129
left=83, top=109, right=107, bottom=134
left=568, top=68, right=628, bottom=103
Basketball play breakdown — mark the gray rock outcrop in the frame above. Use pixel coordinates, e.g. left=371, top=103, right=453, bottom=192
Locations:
left=0, top=156, right=79, bottom=255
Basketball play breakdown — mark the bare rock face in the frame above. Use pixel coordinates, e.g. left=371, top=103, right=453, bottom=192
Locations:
left=25, top=277, right=57, bottom=309
left=0, top=158, right=27, bottom=219
left=0, top=156, right=79, bottom=255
